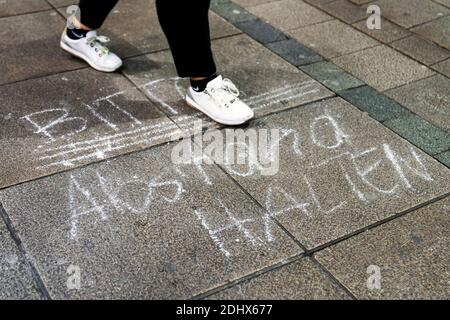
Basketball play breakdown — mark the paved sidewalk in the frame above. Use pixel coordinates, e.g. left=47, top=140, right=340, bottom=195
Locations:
left=0, top=0, right=449, bottom=299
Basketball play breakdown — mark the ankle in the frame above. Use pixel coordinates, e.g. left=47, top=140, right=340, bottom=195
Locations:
left=190, top=73, right=218, bottom=92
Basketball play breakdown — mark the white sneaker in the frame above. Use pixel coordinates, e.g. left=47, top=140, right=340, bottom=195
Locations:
left=186, top=76, right=255, bottom=126
left=60, top=29, right=122, bottom=72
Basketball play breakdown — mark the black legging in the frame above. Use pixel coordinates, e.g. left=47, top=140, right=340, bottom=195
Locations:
left=78, top=0, right=216, bottom=78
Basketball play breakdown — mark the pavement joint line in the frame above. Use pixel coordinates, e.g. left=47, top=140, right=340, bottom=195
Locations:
left=309, top=255, right=357, bottom=300
left=0, top=202, right=52, bottom=300
left=0, top=136, right=183, bottom=193
left=430, top=0, right=450, bottom=9
left=301, top=0, right=450, bottom=76
left=0, top=7, right=57, bottom=21
left=191, top=252, right=307, bottom=300
left=210, top=162, right=357, bottom=300
left=305, top=0, right=450, bottom=44
left=0, top=84, right=335, bottom=192
left=304, top=191, right=450, bottom=257
left=0, top=32, right=242, bottom=90
left=214, top=1, right=450, bottom=165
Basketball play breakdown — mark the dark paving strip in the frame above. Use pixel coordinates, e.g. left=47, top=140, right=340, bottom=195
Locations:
left=0, top=203, right=51, bottom=299
left=211, top=0, right=450, bottom=168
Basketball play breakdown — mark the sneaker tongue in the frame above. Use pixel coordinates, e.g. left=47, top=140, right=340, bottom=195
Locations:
left=86, top=30, right=98, bottom=38
left=206, top=75, right=223, bottom=90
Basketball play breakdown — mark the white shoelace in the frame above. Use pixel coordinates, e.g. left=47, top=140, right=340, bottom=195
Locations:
left=205, top=78, right=240, bottom=108
left=86, top=35, right=111, bottom=58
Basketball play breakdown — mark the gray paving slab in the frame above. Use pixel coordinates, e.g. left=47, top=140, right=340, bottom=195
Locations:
left=347, top=0, right=371, bottom=4
left=0, top=0, right=51, bottom=17
left=122, top=34, right=333, bottom=129
left=209, top=257, right=351, bottom=299
left=288, top=19, right=379, bottom=59
left=412, top=16, right=450, bottom=51
left=373, top=0, right=450, bottom=29
left=0, top=10, right=85, bottom=86
left=434, top=0, right=450, bottom=8
left=391, top=35, right=450, bottom=66
left=58, top=0, right=241, bottom=58
left=332, top=45, right=435, bottom=91
left=233, top=0, right=279, bottom=7
left=0, top=143, right=301, bottom=299
left=314, top=0, right=368, bottom=24
left=316, top=196, right=450, bottom=299
left=432, top=58, right=450, bottom=78
left=218, top=97, right=450, bottom=249
left=0, top=215, right=41, bottom=299
left=47, top=0, right=75, bottom=7
left=352, top=18, right=411, bottom=44
left=246, top=0, right=333, bottom=31
left=385, top=75, right=450, bottom=133
left=0, top=68, right=181, bottom=190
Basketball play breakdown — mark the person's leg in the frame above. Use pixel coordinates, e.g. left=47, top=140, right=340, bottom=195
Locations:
left=155, top=0, right=216, bottom=79
left=60, top=0, right=122, bottom=72
left=156, top=0, right=254, bottom=125
left=77, top=0, right=119, bottom=30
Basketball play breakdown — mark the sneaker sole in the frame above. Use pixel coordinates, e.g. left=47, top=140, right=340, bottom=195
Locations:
left=185, top=95, right=253, bottom=126
left=60, top=40, right=122, bottom=73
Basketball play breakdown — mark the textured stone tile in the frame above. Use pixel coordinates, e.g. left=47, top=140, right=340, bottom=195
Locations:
left=434, top=0, right=450, bottom=8
left=383, top=114, right=450, bottom=155
left=48, top=0, right=75, bottom=7
left=432, top=58, right=450, bottom=77
left=300, top=61, right=364, bottom=92
left=235, top=19, right=287, bottom=44
left=332, top=45, right=435, bottom=91
left=266, top=39, right=324, bottom=66
left=59, top=0, right=241, bottom=58
left=385, top=75, right=450, bottom=133
left=122, top=35, right=333, bottom=128
left=412, top=16, right=450, bottom=51
left=247, top=0, right=332, bottom=31
left=0, top=69, right=178, bottom=189
left=211, top=1, right=258, bottom=23
left=315, top=0, right=368, bottom=24
left=219, top=97, right=450, bottom=248
left=234, top=0, right=278, bottom=7
left=0, top=10, right=85, bottom=86
left=0, top=216, right=42, bottom=299
left=436, top=151, right=450, bottom=167
left=373, top=0, right=450, bottom=28
left=339, top=86, right=410, bottom=122
left=0, top=143, right=301, bottom=299
left=288, top=19, right=379, bottom=59
left=209, top=258, right=351, bottom=299
left=352, top=18, right=411, bottom=44
left=391, top=35, right=450, bottom=66
left=0, top=0, right=50, bottom=17
left=316, top=196, right=450, bottom=299
left=347, top=0, right=371, bottom=4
